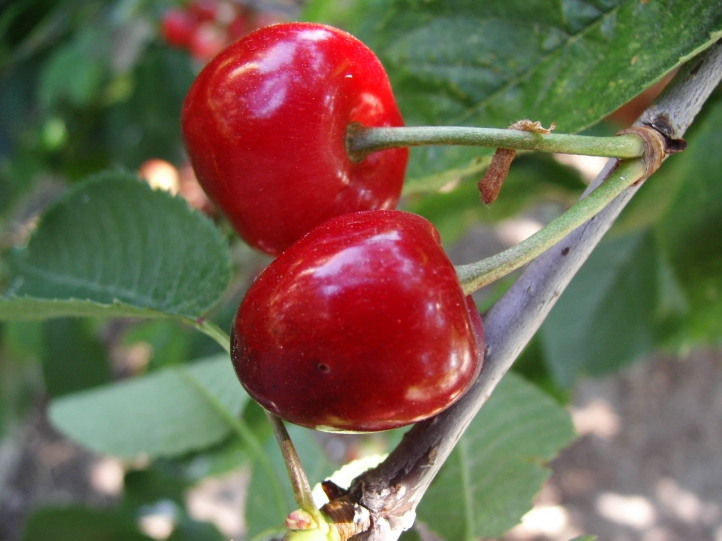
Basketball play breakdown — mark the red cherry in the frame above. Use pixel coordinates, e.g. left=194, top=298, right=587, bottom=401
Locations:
left=188, top=0, right=219, bottom=23
left=189, top=21, right=226, bottom=62
left=231, top=210, right=484, bottom=432
left=227, top=13, right=250, bottom=40
left=160, top=8, right=195, bottom=48
left=181, top=22, right=409, bottom=255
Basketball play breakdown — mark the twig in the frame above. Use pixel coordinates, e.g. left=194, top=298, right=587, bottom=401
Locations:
left=346, top=40, right=722, bottom=541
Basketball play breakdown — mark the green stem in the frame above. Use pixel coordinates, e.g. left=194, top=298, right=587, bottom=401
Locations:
left=265, top=411, right=326, bottom=523
left=189, top=317, right=322, bottom=525
left=347, top=125, right=644, bottom=161
left=222, top=412, right=290, bottom=524
left=180, top=322, right=288, bottom=523
left=178, top=367, right=289, bottom=524
left=192, top=318, right=231, bottom=354
left=455, top=158, right=648, bottom=294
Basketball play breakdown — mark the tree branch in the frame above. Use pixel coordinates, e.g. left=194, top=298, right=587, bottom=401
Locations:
left=344, top=40, right=722, bottom=541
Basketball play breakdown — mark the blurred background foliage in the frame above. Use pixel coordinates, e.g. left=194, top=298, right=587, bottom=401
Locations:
left=1, top=0, right=722, bottom=539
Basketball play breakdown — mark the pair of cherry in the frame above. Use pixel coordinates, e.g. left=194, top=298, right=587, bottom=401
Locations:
left=182, top=23, right=485, bottom=432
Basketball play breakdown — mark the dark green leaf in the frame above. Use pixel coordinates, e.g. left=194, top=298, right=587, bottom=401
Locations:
left=540, top=230, right=661, bottom=387
left=121, top=463, right=224, bottom=541
left=0, top=320, right=46, bottom=429
left=614, top=94, right=722, bottom=235
left=1, top=320, right=46, bottom=360
left=38, top=26, right=109, bottom=109
left=656, top=98, right=722, bottom=340
left=122, top=320, right=192, bottom=370
left=42, top=317, right=110, bottom=397
left=124, top=463, right=190, bottom=509
left=0, top=171, right=231, bottom=321
left=49, top=354, right=247, bottom=459
left=22, top=506, right=154, bottom=541
left=105, top=46, right=195, bottom=168
left=417, top=372, right=576, bottom=539
left=167, top=518, right=224, bottom=541
left=511, top=336, right=570, bottom=405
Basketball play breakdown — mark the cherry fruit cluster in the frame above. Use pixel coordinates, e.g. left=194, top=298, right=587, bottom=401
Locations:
left=160, top=0, right=283, bottom=63
left=182, top=22, right=484, bottom=432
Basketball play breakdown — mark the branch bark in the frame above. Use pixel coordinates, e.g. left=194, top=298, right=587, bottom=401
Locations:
left=343, top=40, right=722, bottom=541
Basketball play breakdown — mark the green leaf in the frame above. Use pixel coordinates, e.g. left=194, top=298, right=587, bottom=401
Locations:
left=42, top=318, right=111, bottom=397
left=123, top=464, right=189, bottom=509
left=178, top=435, right=250, bottom=481
left=1, top=320, right=46, bottom=361
left=22, top=506, right=154, bottom=541
left=38, top=26, right=109, bottom=109
left=175, top=401, right=271, bottom=480
left=167, top=518, right=224, bottom=541
left=0, top=323, right=44, bottom=432
left=121, top=463, right=225, bottom=541
left=417, top=372, right=576, bottom=539
left=358, top=0, right=722, bottom=183
left=511, top=336, right=570, bottom=405
left=302, top=0, right=360, bottom=27
left=49, top=354, right=247, bottom=459
left=122, top=320, right=192, bottom=370
left=615, top=94, right=722, bottom=235
left=656, top=98, right=722, bottom=340
left=0, top=171, right=231, bottom=322
left=540, top=230, right=661, bottom=387
left=106, top=46, right=196, bottom=167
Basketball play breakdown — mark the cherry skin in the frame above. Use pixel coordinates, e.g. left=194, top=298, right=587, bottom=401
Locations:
left=181, top=22, right=409, bottom=256
left=231, top=210, right=485, bottom=432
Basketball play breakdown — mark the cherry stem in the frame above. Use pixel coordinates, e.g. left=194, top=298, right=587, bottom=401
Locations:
left=192, top=319, right=232, bottom=353
left=265, top=410, right=326, bottom=525
left=455, top=158, right=649, bottom=294
left=347, top=125, right=645, bottom=161
left=191, top=311, right=325, bottom=528
left=185, top=321, right=289, bottom=522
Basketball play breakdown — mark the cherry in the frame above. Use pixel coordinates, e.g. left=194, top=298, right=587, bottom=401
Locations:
left=189, top=21, right=227, bottom=62
left=160, top=8, right=196, bottom=48
left=227, top=12, right=250, bottom=41
left=181, top=22, right=409, bottom=256
left=187, top=0, right=219, bottom=23
left=231, top=210, right=484, bottom=432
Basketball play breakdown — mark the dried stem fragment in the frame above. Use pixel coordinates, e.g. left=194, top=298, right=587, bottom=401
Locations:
left=478, top=148, right=516, bottom=204
left=478, top=120, right=556, bottom=204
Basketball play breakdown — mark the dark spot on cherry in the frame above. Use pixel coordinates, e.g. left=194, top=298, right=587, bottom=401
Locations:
left=318, top=363, right=330, bottom=373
